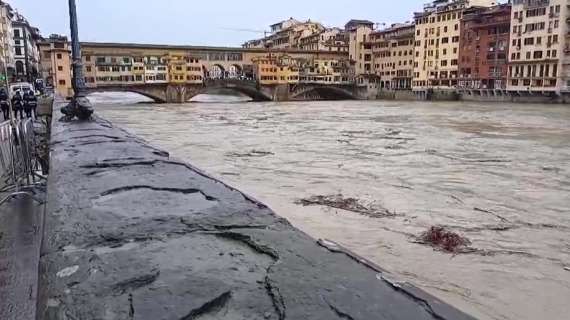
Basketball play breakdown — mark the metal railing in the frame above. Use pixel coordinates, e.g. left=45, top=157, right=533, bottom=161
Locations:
left=0, top=118, right=44, bottom=205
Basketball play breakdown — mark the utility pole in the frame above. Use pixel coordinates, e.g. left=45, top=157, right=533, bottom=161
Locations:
left=61, top=0, right=93, bottom=120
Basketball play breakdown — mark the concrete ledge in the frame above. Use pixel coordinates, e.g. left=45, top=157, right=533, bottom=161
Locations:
left=38, top=114, right=476, bottom=319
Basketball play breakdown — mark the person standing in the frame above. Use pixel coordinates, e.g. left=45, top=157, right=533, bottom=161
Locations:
left=23, top=89, right=36, bottom=118
left=24, top=89, right=38, bottom=119
left=0, top=88, right=9, bottom=121
left=29, top=90, right=38, bottom=119
left=11, top=91, right=24, bottom=120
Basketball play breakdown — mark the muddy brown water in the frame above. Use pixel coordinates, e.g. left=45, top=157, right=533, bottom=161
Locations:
left=93, top=93, right=570, bottom=320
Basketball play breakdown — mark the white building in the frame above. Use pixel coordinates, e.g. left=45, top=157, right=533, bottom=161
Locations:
left=12, top=13, right=41, bottom=82
left=143, top=56, right=168, bottom=84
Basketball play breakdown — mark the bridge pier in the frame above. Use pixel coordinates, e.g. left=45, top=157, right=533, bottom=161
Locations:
left=166, top=85, right=188, bottom=103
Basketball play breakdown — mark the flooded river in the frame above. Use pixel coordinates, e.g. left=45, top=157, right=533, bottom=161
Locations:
left=93, top=93, right=570, bottom=320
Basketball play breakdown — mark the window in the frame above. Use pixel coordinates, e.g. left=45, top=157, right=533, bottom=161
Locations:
left=533, top=51, right=543, bottom=59
left=58, top=80, right=66, bottom=85
left=14, top=29, right=20, bottom=38
left=86, top=66, right=92, bottom=72
left=57, top=66, right=63, bottom=71
left=15, top=47, right=22, bottom=55
left=57, top=53, right=62, bottom=59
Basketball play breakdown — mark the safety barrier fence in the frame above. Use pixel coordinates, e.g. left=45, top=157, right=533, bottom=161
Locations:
left=0, top=118, right=43, bottom=205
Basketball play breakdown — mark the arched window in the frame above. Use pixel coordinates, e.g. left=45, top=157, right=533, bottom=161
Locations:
left=15, top=61, right=24, bottom=75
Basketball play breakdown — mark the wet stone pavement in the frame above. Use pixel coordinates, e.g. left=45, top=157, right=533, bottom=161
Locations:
left=0, top=187, right=45, bottom=320
left=37, top=114, right=475, bottom=320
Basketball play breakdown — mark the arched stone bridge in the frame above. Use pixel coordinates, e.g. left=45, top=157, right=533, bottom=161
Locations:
left=86, top=79, right=364, bottom=103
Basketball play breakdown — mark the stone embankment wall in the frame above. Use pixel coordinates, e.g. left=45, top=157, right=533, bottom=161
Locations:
left=375, top=88, right=570, bottom=103
left=37, top=109, right=475, bottom=320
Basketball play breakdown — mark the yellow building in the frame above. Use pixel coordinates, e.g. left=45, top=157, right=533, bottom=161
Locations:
left=370, top=23, right=415, bottom=90
left=186, top=57, right=203, bottom=84
left=38, top=35, right=73, bottom=98
left=167, top=53, right=187, bottom=84
left=413, top=0, right=496, bottom=89
left=253, top=55, right=300, bottom=85
left=347, top=20, right=375, bottom=75
left=83, top=53, right=97, bottom=88
left=167, top=53, right=204, bottom=84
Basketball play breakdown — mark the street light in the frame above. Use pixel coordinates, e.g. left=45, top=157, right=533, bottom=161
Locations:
left=61, top=0, right=93, bottom=120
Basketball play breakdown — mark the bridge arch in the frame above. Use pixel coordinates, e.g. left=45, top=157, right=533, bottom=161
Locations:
left=187, top=80, right=272, bottom=102
left=86, top=86, right=167, bottom=103
left=207, top=64, right=226, bottom=79
left=228, top=64, right=242, bottom=79
left=290, top=85, right=356, bottom=100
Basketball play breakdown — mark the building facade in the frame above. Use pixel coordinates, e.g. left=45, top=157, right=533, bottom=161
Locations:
left=347, top=20, right=375, bottom=76
left=299, top=28, right=349, bottom=52
left=370, top=23, right=415, bottom=90
left=0, top=1, right=15, bottom=81
left=243, top=18, right=326, bottom=50
left=76, top=43, right=347, bottom=89
left=507, top=0, right=568, bottom=92
left=458, top=4, right=511, bottom=89
left=299, top=58, right=353, bottom=84
left=253, top=54, right=300, bottom=85
left=413, top=0, right=497, bottom=89
left=38, top=35, right=72, bottom=98
left=12, top=13, right=41, bottom=82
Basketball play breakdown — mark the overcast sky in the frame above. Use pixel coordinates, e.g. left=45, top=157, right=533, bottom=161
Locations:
left=9, top=0, right=425, bottom=46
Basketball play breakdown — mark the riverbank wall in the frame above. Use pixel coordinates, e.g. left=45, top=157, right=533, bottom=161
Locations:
left=36, top=102, right=476, bottom=320
left=372, top=88, right=570, bottom=103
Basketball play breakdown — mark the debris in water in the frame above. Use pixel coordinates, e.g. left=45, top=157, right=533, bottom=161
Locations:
left=226, top=150, right=274, bottom=158
left=295, top=194, right=398, bottom=218
left=474, top=207, right=510, bottom=223
left=417, top=226, right=472, bottom=253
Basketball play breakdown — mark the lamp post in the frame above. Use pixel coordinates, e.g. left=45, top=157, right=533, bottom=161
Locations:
left=62, top=0, right=93, bottom=120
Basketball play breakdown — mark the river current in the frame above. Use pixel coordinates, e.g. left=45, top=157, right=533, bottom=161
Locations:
left=92, top=92, right=570, bottom=320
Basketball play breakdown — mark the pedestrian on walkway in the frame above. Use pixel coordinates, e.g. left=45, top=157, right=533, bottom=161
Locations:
left=11, top=90, right=24, bottom=120
left=29, top=90, right=38, bottom=119
left=23, top=89, right=36, bottom=119
left=0, top=88, right=9, bottom=121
